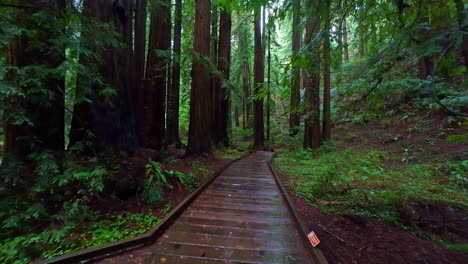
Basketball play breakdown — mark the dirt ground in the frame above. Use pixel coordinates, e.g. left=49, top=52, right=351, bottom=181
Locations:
left=288, top=191, right=467, bottom=264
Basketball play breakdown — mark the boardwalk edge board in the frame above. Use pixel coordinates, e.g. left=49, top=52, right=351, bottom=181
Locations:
left=35, top=151, right=254, bottom=264
left=267, top=154, right=329, bottom=264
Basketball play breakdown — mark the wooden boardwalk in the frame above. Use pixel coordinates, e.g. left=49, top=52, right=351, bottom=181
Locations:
left=97, top=151, right=314, bottom=264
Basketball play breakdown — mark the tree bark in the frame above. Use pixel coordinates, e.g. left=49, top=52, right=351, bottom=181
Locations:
left=4, top=0, right=65, bottom=160
left=186, top=0, right=212, bottom=157
left=238, top=25, right=252, bottom=128
left=166, top=0, right=182, bottom=146
left=70, top=0, right=139, bottom=155
left=322, top=0, right=331, bottom=141
left=210, top=5, right=218, bottom=126
left=358, top=4, right=365, bottom=58
left=266, top=26, right=272, bottom=142
left=145, top=0, right=171, bottom=153
left=253, top=7, right=265, bottom=148
left=235, top=105, right=240, bottom=127
left=343, top=18, right=350, bottom=62
left=337, top=18, right=343, bottom=66
left=454, top=0, right=468, bottom=69
left=212, top=8, right=232, bottom=147
left=134, top=0, right=147, bottom=142
left=289, top=0, right=301, bottom=135
left=304, top=0, right=321, bottom=149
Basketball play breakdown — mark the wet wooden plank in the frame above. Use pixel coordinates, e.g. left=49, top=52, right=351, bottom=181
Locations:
left=150, top=242, right=308, bottom=263
left=168, top=222, right=301, bottom=241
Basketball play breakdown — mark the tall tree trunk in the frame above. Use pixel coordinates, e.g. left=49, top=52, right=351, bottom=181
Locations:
left=210, top=5, right=218, bottom=124
left=235, top=105, right=240, bottom=127
left=242, top=60, right=252, bottom=127
left=266, top=26, right=272, bottom=142
left=417, top=3, right=432, bottom=80
left=454, top=0, right=468, bottom=69
left=186, top=0, right=212, bottom=156
left=304, top=0, right=321, bottom=149
left=146, top=0, right=171, bottom=153
left=4, top=0, right=65, bottom=160
left=337, top=18, right=343, bottom=66
left=119, top=0, right=139, bottom=154
left=358, top=4, right=365, bottom=58
left=289, top=0, right=301, bottom=135
left=212, top=9, right=232, bottom=147
left=253, top=8, right=265, bottom=148
left=70, top=0, right=139, bottom=155
left=167, top=0, right=183, bottom=146
left=134, top=0, right=147, bottom=142
left=322, top=0, right=331, bottom=141
left=343, top=18, right=350, bottom=62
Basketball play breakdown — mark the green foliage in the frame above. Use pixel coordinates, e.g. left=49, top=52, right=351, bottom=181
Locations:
left=274, top=149, right=467, bottom=225
left=143, top=159, right=198, bottom=203
left=0, top=212, right=160, bottom=264
left=446, top=133, right=468, bottom=144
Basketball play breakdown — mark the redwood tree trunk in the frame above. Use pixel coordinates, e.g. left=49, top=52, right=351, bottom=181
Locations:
left=186, top=0, right=212, bottom=156
left=212, top=9, right=232, bottom=147
left=134, top=0, right=147, bottom=142
left=166, top=0, right=183, bottom=146
left=146, top=0, right=171, bottom=153
left=322, top=0, right=331, bottom=141
left=209, top=5, right=218, bottom=128
left=304, top=0, right=321, bottom=149
left=71, top=0, right=139, bottom=155
left=289, top=0, right=301, bottom=135
left=4, top=0, right=65, bottom=160
left=253, top=8, right=265, bottom=147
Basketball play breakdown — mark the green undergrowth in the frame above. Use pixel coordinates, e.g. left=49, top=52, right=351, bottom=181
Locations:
left=217, top=148, right=245, bottom=160
left=274, top=148, right=467, bottom=224
left=0, top=212, right=161, bottom=264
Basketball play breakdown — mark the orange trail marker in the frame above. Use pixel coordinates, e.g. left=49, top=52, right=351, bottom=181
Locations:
left=307, top=231, right=320, bottom=247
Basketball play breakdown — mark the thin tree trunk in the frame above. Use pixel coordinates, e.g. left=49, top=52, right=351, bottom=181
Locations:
left=253, top=7, right=265, bottom=148
left=134, top=0, right=147, bottom=143
left=266, top=26, right=272, bottom=142
left=343, top=18, right=349, bottom=62
left=186, top=0, right=212, bottom=156
left=289, top=0, right=301, bottom=135
left=358, top=4, right=365, bottom=58
left=417, top=4, right=432, bottom=80
left=166, top=0, right=182, bottom=146
left=146, top=0, right=171, bottom=154
left=337, top=18, right=343, bottom=66
left=454, top=0, right=468, bottom=68
left=212, top=8, right=231, bottom=147
left=322, top=0, right=331, bottom=141
left=235, top=105, right=241, bottom=127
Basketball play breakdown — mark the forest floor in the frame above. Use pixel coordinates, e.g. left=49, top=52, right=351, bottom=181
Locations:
left=272, top=111, right=467, bottom=263
left=0, top=146, right=247, bottom=263
left=90, top=146, right=244, bottom=215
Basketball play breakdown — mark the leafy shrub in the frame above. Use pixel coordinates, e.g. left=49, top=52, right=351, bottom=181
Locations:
left=143, top=159, right=198, bottom=203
